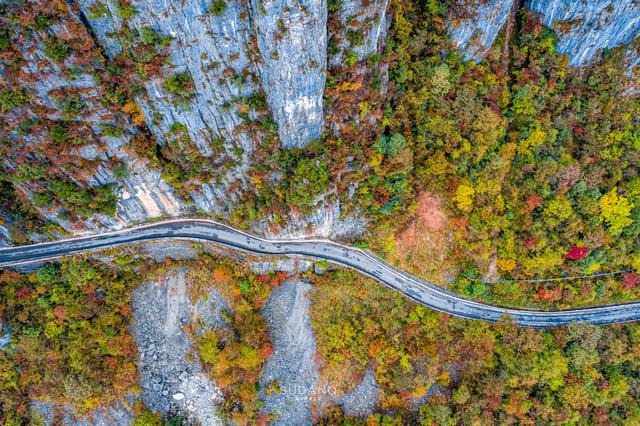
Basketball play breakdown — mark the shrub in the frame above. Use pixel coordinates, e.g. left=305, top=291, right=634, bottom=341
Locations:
left=87, top=1, right=108, bottom=19
left=139, top=27, right=173, bottom=48
left=112, top=162, right=129, bottom=179
left=132, top=410, right=162, bottom=426
left=14, top=164, right=45, bottom=182
left=288, top=158, right=330, bottom=206
left=209, top=0, right=226, bottom=15
left=454, top=183, right=475, bottom=212
left=32, top=192, right=53, bottom=206
left=34, top=14, right=52, bottom=30
left=245, top=91, right=268, bottom=111
left=0, top=88, right=27, bottom=112
left=48, top=122, right=68, bottom=144
left=343, top=50, right=359, bottom=66
left=0, top=29, right=10, bottom=50
left=114, top=0, right=137, bottom=18
left=163, top=72, right=195, bottom=106
left=47, top=180, right=117, bottom=217
left=44, top=37, right=70, bottom=62
left=327, top=0, right=342, bottom=13
left=100, top=123, right=124, bottom=138
left=375, top=133, right=406, bottom=157
left=346, top=29, right=364, bottom=47
left=198, top=330, right=221, bottom=364
left=56, top=93, right=84, bottom=117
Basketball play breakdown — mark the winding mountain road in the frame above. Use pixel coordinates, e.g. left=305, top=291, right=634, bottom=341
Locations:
left=1, top=218, right=639, bottom=328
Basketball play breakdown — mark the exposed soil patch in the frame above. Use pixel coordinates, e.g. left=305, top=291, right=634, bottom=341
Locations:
left=394, top=193, right=452, bottom=283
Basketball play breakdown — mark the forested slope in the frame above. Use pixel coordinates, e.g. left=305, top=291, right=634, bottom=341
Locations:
left=0, top=0, right=638, bottom=302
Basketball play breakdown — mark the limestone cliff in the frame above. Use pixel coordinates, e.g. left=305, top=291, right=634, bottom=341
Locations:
left=249, top=0, right=327, bottom=149
left=78, top=0, right=260, bottom=215
left=450, top=0, right=640, bottom=74
left=0, top=1, right=183, bottom=231
left=528, top=0, right=640, bottom=68
left=449, top=0, right=516, bottom=60
left=1, top=0, right=638, bottom=244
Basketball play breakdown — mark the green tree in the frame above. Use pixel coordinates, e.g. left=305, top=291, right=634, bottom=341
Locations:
left=163, top=72, right=195, bottom=106
left=288, top=159, right=330, bottom=206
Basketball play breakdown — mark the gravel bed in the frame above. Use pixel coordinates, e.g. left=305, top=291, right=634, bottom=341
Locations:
left=258, top=279, right=321, bottom=425
left=30, top=400, right=134, bottom=426
left=131, top=269, right=224, bottom=425
left=337, top=369, right=379, bottom=416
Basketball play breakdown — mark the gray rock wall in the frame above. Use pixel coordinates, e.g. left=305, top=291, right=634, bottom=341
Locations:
left=250, top=0, right=327, bottom=148
left=329, top=0, right=390, bottom=65
left=1, top=8, right=184, bottom=231
left=80, top=0, right=256, bottom=153
left=254, top=199, right=366, bottom=239
left=527, top=0, right=640, bottom=67
left=83, top=0, right=328, bottom=152
left=78, top=0, right=259, bottom=214
left=79, top=0, right=330, bottom=219
left=448, top=0, right=516, bottom=61
left=112, top=158, right=184, bottom=224
left=449, top=0, right=640, bottom=69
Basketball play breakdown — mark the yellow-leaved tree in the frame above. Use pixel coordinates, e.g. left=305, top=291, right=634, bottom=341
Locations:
left=599, top=189, right=634, bottom=236
left=454, top=182, right=475, bottom=212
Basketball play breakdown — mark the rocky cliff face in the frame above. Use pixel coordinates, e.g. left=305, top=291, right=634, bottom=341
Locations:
left=77, top=0, right=331, bottom=217
left=78, top=0, right=259, bottom=215
left=2, top=0, right=638, bottom=243
left=528, top=0, right=640, bottom=68
left=448, top=0, right=516, bottom=60
left=250, top=0, right=327, bottom=149
left=0, top=2, right=184, bottom=231
left=329, top=0, right=390, bottom=66
left=81, top=0, right=329, bottom=151
left=450, top=0, right=640, bottom=72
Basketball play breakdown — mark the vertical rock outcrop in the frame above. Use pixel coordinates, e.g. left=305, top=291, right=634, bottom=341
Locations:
left=329, top=0, right=390, bottom=65
left=80, top=0, right=257, bottom=154
left=79, top=0, right=261, bottom=214
left=254, top=199, right=366, bottom=238
left=112, top=158, right=184, bottom=224
left=527, top=0, right=640, bottom=67
left=0, top=2, right=184, bottom=231
left=82, top=0, right=330, bottom=153
left=448, top=0, right=516, bottom=61
left=80, top=0, right=332, bottom=216
left=449, top=0, right=640, bottom=69
left=250, top=0, right=327, bottom=148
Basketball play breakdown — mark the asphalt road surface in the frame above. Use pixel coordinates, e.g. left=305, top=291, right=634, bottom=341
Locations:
left=1, top=218, right=638, bottom=328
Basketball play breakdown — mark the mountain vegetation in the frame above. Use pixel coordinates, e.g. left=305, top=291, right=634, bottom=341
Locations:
left=311, top=268, right=640, bottom=424
left=323, top=0, right=640, bottom=308
left=0, top=260, right=141, bottom=423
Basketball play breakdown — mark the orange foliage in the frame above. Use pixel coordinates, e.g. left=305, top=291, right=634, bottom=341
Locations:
left=213, top=265, right=233, bottom=284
